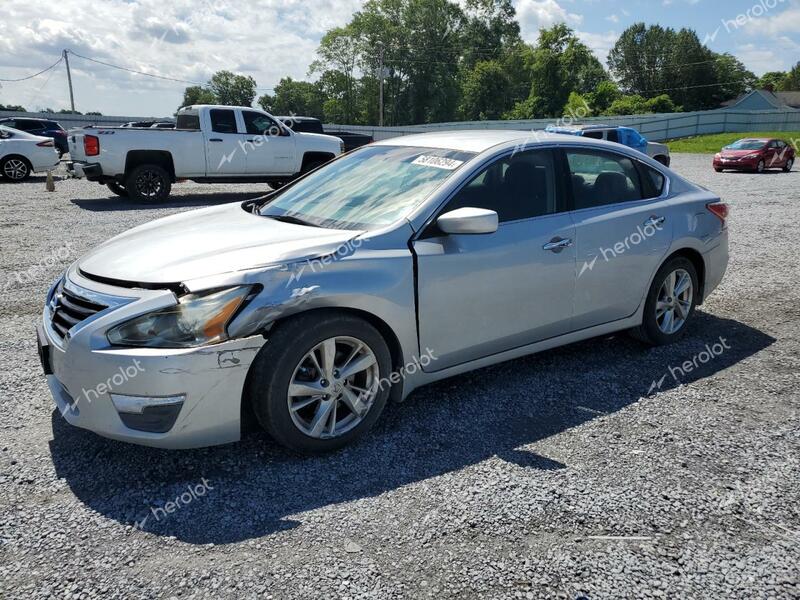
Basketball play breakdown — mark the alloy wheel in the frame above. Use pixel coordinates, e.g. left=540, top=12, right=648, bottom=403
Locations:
left=135, top=170, right=164, bottom=198
left=655, top=268, right=693, bottom=335
left=287, top=336, right=380, bottom=439
left=3, top=159, right=29, bottom=180
left=757, top=160, right=765, bottom=173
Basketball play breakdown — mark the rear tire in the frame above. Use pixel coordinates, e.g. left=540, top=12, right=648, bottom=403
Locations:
left=630, top=257, right=698, bottom=346
left=125, top=164, right=171, bottom=203
left=106, top=181, right=129, bottom=197
left=1, top=156, right=32, bottom=182
left=247, top=312, right=392, bottom=453
left=784, top=158, right=794, bottom=172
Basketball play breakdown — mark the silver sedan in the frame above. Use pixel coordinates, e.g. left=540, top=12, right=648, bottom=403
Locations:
left=38, top=131, right=729, bottom=452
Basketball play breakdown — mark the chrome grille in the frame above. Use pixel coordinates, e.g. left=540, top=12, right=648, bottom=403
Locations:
left=50, top=284, right=107, bottom=338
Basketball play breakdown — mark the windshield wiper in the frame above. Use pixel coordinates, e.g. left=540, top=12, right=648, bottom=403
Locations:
left=264, top=214, right=320, bottom=227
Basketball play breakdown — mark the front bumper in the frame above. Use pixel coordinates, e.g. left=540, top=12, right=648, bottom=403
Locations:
left=39, top=268, right=265, bottom=449
left=713, top=157, right=758, bottom=170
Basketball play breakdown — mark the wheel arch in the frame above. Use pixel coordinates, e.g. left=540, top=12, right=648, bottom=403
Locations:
left=660, top=247, right=706, bottom=304
left=1, top=153, right=33, bottom=167
left=301, top=152, right=335, bottom=173
left=124, top=150, right=176, bottom=181
left=240, top=306, right=406, bottom=434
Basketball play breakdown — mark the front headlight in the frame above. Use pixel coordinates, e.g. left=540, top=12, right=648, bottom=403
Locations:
left=744, top=153, right=760, bottom=159
left=107, top=286, right=253, bottom=348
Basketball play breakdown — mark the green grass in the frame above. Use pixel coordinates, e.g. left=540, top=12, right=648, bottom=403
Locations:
left=667, top=131, right=800, bottom=154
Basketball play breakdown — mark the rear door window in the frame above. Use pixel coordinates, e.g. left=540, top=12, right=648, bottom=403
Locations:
left=606, top=129, right=619, bottom=143
left=565, top=149, right=644, bottom=209
left=582, top=130, right=603, bottom=140
left=209, top=109, right=238, bottom=134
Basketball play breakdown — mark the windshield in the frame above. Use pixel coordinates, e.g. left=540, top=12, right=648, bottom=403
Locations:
left=259, top=145, right=475, bottom=230
left=725, top=139, right=766, bottom=150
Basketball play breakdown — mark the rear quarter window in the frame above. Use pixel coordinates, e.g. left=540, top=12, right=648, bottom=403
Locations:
left=176, top=114, right=201, bottom=130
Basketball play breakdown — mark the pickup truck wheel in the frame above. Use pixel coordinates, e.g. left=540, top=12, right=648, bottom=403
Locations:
left=106, top=182, right=129, bottom=197
left=126, top=164, right=171, bottom=203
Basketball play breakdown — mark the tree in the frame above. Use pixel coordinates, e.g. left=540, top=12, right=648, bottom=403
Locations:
left=782, top=62, right=800, bottom=91
left=181, top=85, right=216, bottom=109
left=459, top=60, right=512, bottom=120
left=562, top=91, right=592, bottom=118
left=0, top=104, right=26, bottom=112
left=609, top=23, right=749, bottom=111
left=758, top=71, right=788, bottom=91
left=208, top=71, right=257, bottom=107
left=511, top=24, right=609, bottom=119
left=258, top=78, right=326, bottom=119
left=310, top=26, right=362, bottom=123
left=644, top=94, right=679, bottom=113
left=588, top=80, right=622, bottom=114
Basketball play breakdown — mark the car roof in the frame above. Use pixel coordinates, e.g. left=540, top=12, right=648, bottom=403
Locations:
left=372, top=129, right=621, bottom=154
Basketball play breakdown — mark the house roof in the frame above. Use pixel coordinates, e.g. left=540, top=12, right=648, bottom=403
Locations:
left=723, top=89, right=800, bottom=109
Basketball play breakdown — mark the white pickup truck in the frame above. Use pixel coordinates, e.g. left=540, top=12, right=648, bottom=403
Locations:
left=67, top=105, right=344, bottom=202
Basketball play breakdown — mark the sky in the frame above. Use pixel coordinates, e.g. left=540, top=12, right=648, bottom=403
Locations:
left=0, top=0, right=798, bottom=118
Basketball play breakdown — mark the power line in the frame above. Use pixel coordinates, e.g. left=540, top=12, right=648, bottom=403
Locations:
left=0, top=57, right=63, bottom=82
left=67, top=50, right=275, bottom=92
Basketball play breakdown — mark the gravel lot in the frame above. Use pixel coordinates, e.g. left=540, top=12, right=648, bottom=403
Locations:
left=0, top=156, right=798, bottom=599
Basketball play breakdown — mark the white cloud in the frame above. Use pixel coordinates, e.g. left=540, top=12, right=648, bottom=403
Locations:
left=576, top=30, right=619, bottom=64
left=514, top=0, right=583, bottom=42
left=0, top=0, right=362, bottom=115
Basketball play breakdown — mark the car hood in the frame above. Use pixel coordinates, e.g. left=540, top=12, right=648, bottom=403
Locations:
left=720, top=149, right=762, bottom=157
left=78, top=202, right=363, bottom=284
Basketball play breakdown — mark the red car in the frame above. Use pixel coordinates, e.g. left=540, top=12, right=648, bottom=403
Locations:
left=713, top=138, right=795, bottom=173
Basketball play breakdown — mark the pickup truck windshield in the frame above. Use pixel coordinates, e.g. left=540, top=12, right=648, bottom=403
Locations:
left=259, top=145, right=475, bottom=230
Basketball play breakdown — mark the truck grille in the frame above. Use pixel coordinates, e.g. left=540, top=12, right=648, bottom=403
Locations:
left=50, top=285, right=107, bottom=339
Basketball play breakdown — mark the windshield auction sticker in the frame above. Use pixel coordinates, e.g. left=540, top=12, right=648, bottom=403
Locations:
left=412, top=155, right=464, bottom=170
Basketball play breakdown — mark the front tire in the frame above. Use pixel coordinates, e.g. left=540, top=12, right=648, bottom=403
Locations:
left=756, top=159, right=765, bottom=173
left=1, top=156, right=32, bottom=182
left=125, top=164, right=171, bottom=203
left=631, top=257, right=698, bottom=346
left=248, top=312, right=393, bottom=453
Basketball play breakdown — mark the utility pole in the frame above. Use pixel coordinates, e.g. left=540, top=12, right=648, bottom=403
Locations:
left=377, top=42, right=384, bottom=127
left=63, top=49, right=75, bottom=113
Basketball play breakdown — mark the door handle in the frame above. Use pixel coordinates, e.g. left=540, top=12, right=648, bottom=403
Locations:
left=209, top=138, right=223, bottom=142
left=543, top=237, right=573, bottom=252
left=643, top=215, right=665, bottom=228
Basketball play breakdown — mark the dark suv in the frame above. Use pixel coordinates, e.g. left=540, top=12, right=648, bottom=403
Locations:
left=0, top=117, right=69, bottom=156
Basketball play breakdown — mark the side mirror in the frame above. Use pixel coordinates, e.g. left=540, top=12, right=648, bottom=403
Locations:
left=437, top=207, right=498, bottom=235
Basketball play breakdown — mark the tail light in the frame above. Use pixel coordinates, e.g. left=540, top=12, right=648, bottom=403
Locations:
left=707, top=202, right=729, bottom=227
left=54, top=130, right=67, bottom=137
left=36, top=140, right=54, bottom=147
left=84, top=135, right=100, bottom=156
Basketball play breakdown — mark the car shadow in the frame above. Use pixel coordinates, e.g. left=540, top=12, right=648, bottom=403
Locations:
left=48, top=310, right=774, bottom=544
left=70, top=191, right=268, bottom=211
